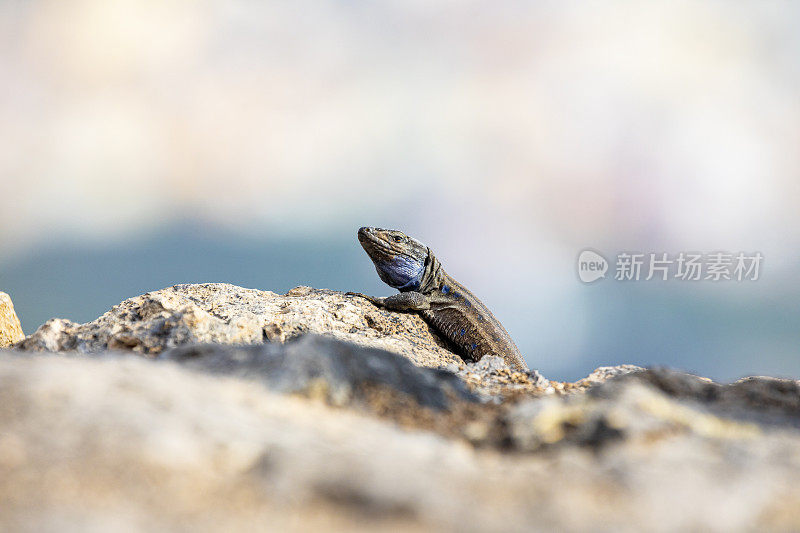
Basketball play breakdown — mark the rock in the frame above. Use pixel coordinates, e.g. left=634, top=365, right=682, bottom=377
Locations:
left=7, top=283, right=800, bottom=529
left=455, top=355, right=550, bottom=400
left=15, top=283, right=464, bottom=369
left=506, top=368, right=800, bottom=452
left=575, top=364, right=645, bottom=386
left=614, top=367, right=800, bottom=429
left=160, top=335, right=500, bottom=440
left=0, top=353, right=493, bottom=531
left=0, top=292, right=24, bottom=347
left=160, top=334, right=477, bottom=411
left=1, top=350, right=800, bottom=532
left=507, top=378, right=753, bottom=452
left=13, top=283, right=557, bottom=400
left=13, top=282, right=556, bottom=400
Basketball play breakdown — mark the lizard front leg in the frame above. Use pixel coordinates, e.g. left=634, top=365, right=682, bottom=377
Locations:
left=346, top=291, right=431, bottom=311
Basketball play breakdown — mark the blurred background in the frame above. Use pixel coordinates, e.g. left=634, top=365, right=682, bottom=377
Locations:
left=1, top=0, right=798, bottom=381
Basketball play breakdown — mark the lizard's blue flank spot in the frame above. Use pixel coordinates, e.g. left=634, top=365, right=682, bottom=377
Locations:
left=471, top=343, right=478, bottom=350
left=459, top=328, right=466, bottom=336
left=464, top=300, right=471, bottom=308
left=441, top=285, right=450, bottom=294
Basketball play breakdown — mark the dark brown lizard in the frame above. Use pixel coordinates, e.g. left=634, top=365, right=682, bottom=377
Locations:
left=347, top=226, right=529, bottom=371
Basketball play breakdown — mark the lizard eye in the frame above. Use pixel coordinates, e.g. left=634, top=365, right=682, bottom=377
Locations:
left=392, top=235, right=404, bottom=243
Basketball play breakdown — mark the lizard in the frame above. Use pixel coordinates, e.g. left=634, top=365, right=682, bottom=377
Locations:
left=346, top=226, right=529, bottom=371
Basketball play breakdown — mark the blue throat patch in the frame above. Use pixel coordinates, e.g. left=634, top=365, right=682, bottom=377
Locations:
left=376, top=256, right=424, bottom=292
left=396, top=275, right=422, bottom=292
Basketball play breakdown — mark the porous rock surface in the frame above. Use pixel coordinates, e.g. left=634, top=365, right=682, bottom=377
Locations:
left=16, top=283, right=546, bottom=397
left=161, top=335, right=476, bottom=409
left=16, top=283, right=462, bottom=367
left=4, top=283, right=800, bottom=531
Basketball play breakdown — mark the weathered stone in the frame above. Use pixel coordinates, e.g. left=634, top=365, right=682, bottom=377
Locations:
left=0, top=292, right=24, bottom=347
left=7, top=282, right=800, bottom=530
left=506, top=368, right=800, bottom=452
left=160, top=334, right=477, bottom=410
left=15, top=283, right=464, bottom=369
left=15, top=283, right=565, bottom=400
left=1, top=351, right=799, bottom=532
left=508, top=378, right=756, bottom=452
left=614, top=367, right=800, bottom=429
left=454, top=355, right=550, bottom=400
left=575, top=364, right=645, bottom=387
left=0, top=353, right=491, bottom=531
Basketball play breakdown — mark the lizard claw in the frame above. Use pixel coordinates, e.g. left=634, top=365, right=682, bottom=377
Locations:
left=345, top=292, right=381, bottom=306
left=345, top=291, right=370, bottom=300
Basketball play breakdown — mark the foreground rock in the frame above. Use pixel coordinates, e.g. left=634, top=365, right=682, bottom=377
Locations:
left=162, top=335, right=476, bottom=410
left=6, top=283, right=800, bottom=530
left=160, top=336, right=500, bottom=439
left=0, top=292, right=24, bottom=347
left=507, top=368, right=800, bottom=452
left=0, top=349, right=799, bottom=532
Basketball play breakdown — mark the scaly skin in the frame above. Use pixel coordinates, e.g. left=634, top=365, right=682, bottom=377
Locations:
left=347, top=226, right=529, bottom=371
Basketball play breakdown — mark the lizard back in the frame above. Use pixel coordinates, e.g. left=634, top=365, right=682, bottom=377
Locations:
left=420, top=273, right=528, bottom=370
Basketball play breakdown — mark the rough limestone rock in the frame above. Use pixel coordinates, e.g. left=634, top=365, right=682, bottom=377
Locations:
left=161, top=335, right=478, bottom=410
left=506, top=369, right=800, bottom=451
left=574, top=364, right=645, bottom=387
left=454, top=355, right=549, bottom=400
left=1, top=351, right=799, bottom=532
left=159, top=337, right=504, bottom=441
left=7, top=283, right=800, bottom=530
left=619, top=368, right=800, bottom=428
left=15, top=283, right=551, bottom=398
left=0, top=292, right=24, bottom=347
left=16, top=283, right=464, bottom=369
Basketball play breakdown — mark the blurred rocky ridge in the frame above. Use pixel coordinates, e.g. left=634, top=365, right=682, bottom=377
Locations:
left=1, top=283, right=799, bottom=531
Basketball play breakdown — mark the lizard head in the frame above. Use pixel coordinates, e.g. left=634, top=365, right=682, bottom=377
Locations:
left=357, top=227, right=430, bottom=292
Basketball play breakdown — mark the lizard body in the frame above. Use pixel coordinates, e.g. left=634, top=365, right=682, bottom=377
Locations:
left=348, top=226, right=529, bottom=371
